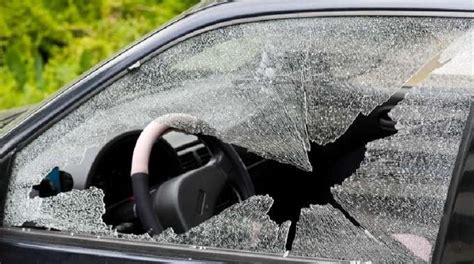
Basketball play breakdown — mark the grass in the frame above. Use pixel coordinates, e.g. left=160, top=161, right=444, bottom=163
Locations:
left=0, top=0, right=199, bottom=110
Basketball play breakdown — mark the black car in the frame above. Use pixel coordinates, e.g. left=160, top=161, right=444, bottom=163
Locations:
left=0, top=0, right=473, bottom=263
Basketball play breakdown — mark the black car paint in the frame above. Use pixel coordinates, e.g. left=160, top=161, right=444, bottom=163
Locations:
left=434, top=105, right=474, bottom=263
left=0, top=0, right=473, bottom=263
left=0, top=227, right=330, bottom=263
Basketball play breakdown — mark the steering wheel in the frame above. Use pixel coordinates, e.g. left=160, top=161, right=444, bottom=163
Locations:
left=130, top=115, right=255, bottom=235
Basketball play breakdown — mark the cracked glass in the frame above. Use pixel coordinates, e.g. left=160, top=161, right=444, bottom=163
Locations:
left=155, top=195, right=291, bottom=253
left=2, top=16, right=473, bottom=262
left=330, top=28, right=474, bottom=262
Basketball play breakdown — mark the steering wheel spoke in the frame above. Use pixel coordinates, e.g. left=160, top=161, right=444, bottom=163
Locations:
left=153, top=164, right=228, bottom=233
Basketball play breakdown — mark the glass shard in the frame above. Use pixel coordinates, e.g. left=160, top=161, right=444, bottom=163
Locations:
left=155, top=195, right=290, bottom=253
left=4, top=187, right=108, bottom=233
left=291, top=204, right=414, bottom=262
left=331, top=30, right=473, bottom=261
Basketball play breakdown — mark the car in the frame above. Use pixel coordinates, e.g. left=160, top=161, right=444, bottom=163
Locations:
left=0, top=0, right=473, bottom=263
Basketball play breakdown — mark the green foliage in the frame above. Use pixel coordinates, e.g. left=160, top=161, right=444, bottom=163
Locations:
left=0, top=0, right=198, bottom=109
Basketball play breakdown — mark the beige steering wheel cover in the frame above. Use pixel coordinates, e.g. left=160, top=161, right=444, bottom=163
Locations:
left=131, top=120, right=170, bottom=175
left=131, top=113, right=206, bottom=175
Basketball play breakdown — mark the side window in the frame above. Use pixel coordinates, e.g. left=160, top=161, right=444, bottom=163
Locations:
left=3, top=16, right=473, bottom=262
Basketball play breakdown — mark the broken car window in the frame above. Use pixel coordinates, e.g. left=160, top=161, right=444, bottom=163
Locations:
left=155, top=195, right=291, bottom=253
left=329, top=29, right=474, bottom=262
left=2, top=16, right=473, bottom=262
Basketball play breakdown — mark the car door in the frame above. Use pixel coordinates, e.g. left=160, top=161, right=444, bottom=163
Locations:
left=0, top=3, right=473, bottom=263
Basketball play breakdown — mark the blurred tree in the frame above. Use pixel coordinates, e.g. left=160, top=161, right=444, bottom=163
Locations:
left=0, top=0, right=199, bottom=109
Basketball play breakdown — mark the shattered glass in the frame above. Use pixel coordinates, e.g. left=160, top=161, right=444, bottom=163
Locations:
left=330, top=29, right=474, bottom=262
left=155, top=195, right=290, bottom=253
left=329, top=84, right=472, bottom=262
left=2, top=15, right=473, bottom=261
left=4, top=187, right=108, bottom=233
left=291, top=204, right=414, bottom=262
left=296, top=18, right=470, bottom=145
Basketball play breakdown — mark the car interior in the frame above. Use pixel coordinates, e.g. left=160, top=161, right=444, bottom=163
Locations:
left=30, top=88, right=407, bottom=249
